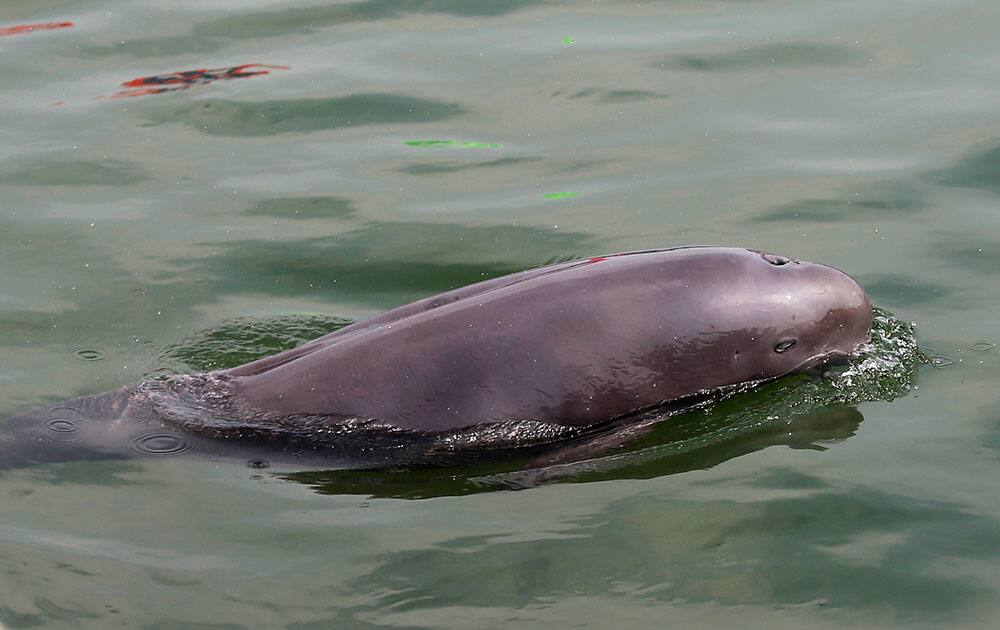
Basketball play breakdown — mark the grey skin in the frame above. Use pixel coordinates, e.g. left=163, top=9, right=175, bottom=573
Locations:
left=1, top=247, right=871, bottom=469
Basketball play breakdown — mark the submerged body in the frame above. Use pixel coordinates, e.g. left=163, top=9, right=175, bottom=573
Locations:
left=3, top=247, right=871, bottom=468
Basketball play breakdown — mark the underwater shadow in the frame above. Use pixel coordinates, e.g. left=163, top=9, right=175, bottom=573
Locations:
left=150, top=95, right=465, bottom=137
left=281, top=399, right=865, bottom=500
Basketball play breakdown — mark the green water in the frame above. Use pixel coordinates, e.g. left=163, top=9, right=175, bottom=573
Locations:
left=2, top=0, right=999, bottom=627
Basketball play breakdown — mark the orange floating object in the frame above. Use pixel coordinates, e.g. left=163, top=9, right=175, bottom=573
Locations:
left=0, top=21, right=74, bottom=36
left=109, top=63, right=289, bottom=99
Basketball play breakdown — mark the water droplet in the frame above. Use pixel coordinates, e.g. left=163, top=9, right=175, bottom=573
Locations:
left=43, top=418, right=81, bottom=443
left=928, top=355, right=954, bottom=368
left=42, top=406, right=85, bottom=442
left=129, top=433, right=190, bottom=456
left=73, top=349, right=104, bottom=362
left=774, top=339, right=797, bottom=353
left=46, top=419, right=77, bottom=433
left=146, top=366, right=184, bottom=380
left=970, top=342, right=996, bottom=352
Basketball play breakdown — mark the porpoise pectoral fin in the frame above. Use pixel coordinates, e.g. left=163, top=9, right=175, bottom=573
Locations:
left=526, top=420, right=658, bottom=468
left=477, top=418, right=660, bottom=489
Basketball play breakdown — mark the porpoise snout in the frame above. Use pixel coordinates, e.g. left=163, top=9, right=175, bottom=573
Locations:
left=793, top=258, right=873, bottom=358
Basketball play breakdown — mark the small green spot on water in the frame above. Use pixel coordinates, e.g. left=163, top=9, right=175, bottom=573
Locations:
left=406, top=140, right=502, bottom=148
left=562, top=36, right=575, bottom=45
left=544, top=191, right=577, bottom=200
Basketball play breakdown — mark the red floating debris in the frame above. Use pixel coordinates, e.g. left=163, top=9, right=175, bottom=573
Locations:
left=108, top=63, right=289, bottom=99
left=0, top=21, right=74, bottom=37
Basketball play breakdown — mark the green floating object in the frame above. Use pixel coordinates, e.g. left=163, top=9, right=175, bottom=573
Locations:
left=562, top=36, right=575, bottom=45
left=544, top=191, right=577, bottom=200
left=405, top=140, right=502, bottom=148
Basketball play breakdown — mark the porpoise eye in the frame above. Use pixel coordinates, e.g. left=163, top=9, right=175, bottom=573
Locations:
left=763, top=254, right=791, bottom=266
left=774, top=339, right=797, bottom=353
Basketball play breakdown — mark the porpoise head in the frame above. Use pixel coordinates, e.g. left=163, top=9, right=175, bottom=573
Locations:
left=720, top=248, right=872, bottom=379
left=0, top=386, right=194, bottom=469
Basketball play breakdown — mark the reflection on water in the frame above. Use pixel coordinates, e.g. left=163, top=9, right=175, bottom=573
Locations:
left=399, top=156, right=540, bottom=176
left=243, top=196, right=358, bottom=220
left=657, top=43, right=870, bottom=72
left=0, top=159, right=146, bottom=187
left=933, top=238, right=1000, bottom=275
left=284, top=405, right=866, bottom=500
left=926, top=142, right=1000, bottom=194
left=557, top=87, right=670, bottom=103
left=859, top=274, right=957, bottom=309
left=149, top=94, right=466, bottom=136
left=752, top=182, right=927, bottom=223
left=80, top=0, right=543, bottom=57
left=173, top=221, right=595, bottom=304
left=344, top=484, right=1000, bottom=622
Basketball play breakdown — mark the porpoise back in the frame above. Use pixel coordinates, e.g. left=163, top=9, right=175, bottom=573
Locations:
left=225, top=247, right=871, bottom=432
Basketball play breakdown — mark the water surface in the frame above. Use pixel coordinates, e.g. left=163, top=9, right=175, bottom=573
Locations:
left=2, top=0, right=999, bottom=627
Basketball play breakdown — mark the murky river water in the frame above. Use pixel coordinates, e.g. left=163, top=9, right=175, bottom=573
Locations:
left=1, top=0, right=999, bottom=627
